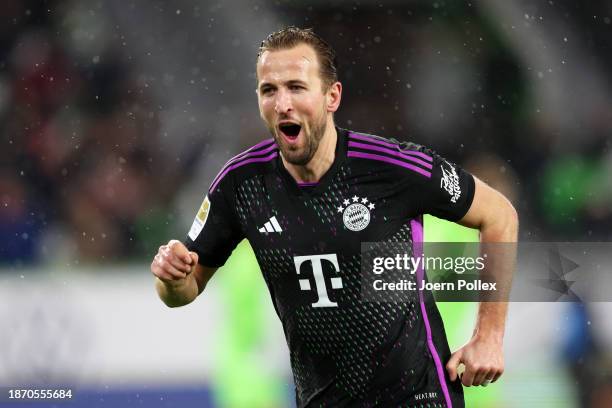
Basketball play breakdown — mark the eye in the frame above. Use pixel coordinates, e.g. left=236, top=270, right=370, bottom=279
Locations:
left=289, top=85, right=304, bottom=91
left=260, top=86, right=275, bottom=96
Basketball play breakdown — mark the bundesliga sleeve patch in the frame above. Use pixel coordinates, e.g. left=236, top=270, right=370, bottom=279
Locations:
left=188, top=196, right=211, bottom=241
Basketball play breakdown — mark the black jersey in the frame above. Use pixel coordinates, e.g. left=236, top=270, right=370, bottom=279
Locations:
left=186, top=128, right=475, bottom=408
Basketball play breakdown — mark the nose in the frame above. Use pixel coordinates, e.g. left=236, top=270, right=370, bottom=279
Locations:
left=274, top=89, right=293, bottom=114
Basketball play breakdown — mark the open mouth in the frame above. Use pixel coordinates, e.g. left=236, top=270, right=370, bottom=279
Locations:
left=278, top=123, right=301, bottom=140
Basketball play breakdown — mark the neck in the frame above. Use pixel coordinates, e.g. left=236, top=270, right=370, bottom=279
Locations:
left=282, top=122, right=337, bottom=183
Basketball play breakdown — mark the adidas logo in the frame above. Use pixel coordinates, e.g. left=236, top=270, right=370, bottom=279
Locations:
left=258, top=216, right=283, bottom=233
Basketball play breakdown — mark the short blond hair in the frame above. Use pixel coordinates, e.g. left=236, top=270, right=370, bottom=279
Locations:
left=257, top=26, right=338, bottom=90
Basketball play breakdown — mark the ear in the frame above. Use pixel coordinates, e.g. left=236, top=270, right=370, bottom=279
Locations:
left=326, top=82, right=342, bottom=113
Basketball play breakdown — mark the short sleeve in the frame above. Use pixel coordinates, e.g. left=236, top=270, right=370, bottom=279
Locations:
left=184, top=175, right=244, bottom=268
left=402, top=144, right=475, bottom=221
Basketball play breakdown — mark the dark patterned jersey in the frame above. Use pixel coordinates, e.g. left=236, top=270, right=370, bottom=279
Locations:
left=185, top=128, right=475, bottom=408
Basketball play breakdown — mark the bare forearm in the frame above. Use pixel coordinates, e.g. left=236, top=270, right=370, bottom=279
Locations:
left=475, top=204, right=518, bottom=340
left=155, top=275, right=200, bottom=307
left=448, top=178, right=517, bottom=384
left=473, top=302, right=508, bottom=343
left=151, top=241, right=215, bottom=307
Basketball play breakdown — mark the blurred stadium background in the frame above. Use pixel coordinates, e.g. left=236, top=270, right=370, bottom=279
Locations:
left=1, top=0, right=611, bottom=407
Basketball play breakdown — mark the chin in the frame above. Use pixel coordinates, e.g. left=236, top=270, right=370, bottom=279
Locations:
left=282, top=148, right=313, bottom=166
left=286, top=156, right=311, bottom=166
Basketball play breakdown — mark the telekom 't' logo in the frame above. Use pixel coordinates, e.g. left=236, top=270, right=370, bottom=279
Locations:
left=294, top=254, right=343, bottom=308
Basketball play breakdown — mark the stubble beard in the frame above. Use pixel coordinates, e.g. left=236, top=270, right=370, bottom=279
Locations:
left=271, top=109, right=328, bottom=166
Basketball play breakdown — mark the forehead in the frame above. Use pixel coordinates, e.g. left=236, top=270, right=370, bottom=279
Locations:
left=257, top=43, right=320, bottom=84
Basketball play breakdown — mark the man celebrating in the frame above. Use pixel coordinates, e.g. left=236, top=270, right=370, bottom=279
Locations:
left=151, top=27, right=518, bottom=407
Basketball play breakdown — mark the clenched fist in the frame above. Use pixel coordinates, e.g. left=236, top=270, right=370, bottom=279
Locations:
left=151, top=239, right=199, bottom=283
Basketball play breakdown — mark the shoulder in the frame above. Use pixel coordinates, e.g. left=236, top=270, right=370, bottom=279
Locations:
left=209, top=138, right=278, bottom=194
left=345, top=130, right=434, bottom=180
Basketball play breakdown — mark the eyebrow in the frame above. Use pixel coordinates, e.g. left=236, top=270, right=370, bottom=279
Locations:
left=259, top=79, right=308, bottom=90
left=286, top=79, right=308, bottom=86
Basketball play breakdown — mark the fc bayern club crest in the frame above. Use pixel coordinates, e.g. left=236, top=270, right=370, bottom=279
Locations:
left=337, top=195, right=375, bottom=231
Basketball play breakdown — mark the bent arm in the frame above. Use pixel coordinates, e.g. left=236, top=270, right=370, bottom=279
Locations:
left=151, top=240, right=219, bottom=307
left=155, top=264, right=218, bottom=307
